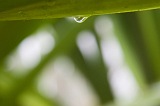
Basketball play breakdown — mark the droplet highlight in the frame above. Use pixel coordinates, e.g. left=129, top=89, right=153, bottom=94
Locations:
left=74, top=16, right=88, bottom=23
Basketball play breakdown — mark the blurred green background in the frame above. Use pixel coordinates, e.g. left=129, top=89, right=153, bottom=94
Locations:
left=0, top=9, right=160, bottom=106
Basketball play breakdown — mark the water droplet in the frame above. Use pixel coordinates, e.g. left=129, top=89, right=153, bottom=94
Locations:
left=74, top=16, right=88, bottom=23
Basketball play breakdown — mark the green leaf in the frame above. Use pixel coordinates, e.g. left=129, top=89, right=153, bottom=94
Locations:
left=0, top=0, right=160, bottom=20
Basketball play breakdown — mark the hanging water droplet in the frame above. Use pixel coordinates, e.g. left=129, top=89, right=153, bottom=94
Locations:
left=74, top=16, right=88, bottom=23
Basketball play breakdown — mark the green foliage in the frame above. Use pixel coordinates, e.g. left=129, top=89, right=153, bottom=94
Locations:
left=0, top=0, right=160, bottom=20
left=0, top=1, right=160, bottom=106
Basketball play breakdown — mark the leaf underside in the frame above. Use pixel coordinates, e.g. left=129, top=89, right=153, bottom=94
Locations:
left=0, top=0, right=160, bottom=20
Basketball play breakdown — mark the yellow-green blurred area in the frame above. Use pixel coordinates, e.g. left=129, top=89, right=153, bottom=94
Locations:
left=0, top=9, right=160, bottom=106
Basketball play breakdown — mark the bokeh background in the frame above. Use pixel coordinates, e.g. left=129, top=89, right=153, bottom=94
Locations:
left=0, top=9, right=160, bottom=106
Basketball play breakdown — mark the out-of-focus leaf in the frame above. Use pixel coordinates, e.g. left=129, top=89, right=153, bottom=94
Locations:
left=6, top=17, right=96, bottom=105
left=114, top=11, right=160, bottom=84
left=93, top=28, right=114, bottom=103
left=0, top=0, right=160, bottom=20
left=19, top=88, right=59, bottom=106
left=57, top=18, right=113, bottom=104
left=136, top=11, right=160, bottom=83
left=153, top=10, right=160, bottom=40
left=0, top=20, right=50, bottom=64
left=69, top=44, right=113, bottom=104
left=0, top=19, right=57, bottom=106
left=55, top=19, right=112, bottom=104
left=111, top=14, right=148, bottom=89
